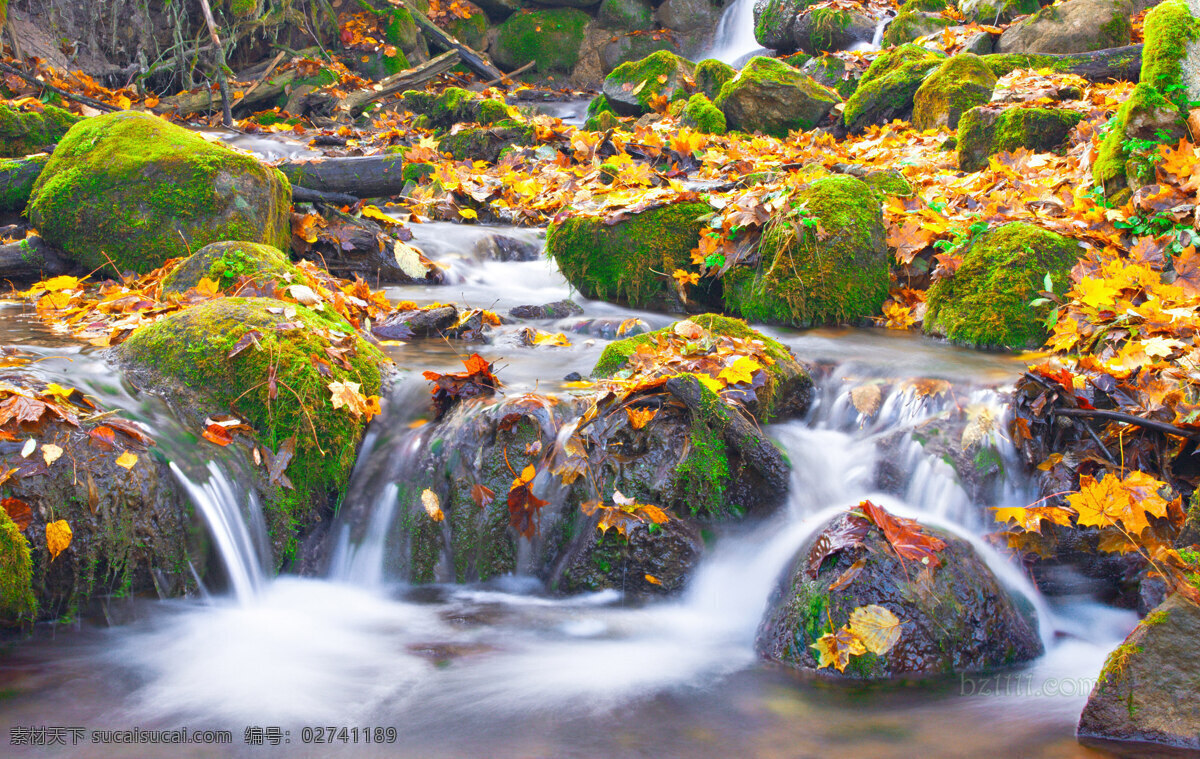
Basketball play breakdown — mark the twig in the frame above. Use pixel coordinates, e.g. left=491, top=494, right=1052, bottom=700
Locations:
left=292, top=185, right=360, bottom=206
left=197, top=0, right=233, bottom=127
left=238, top=50, right=285, bottom=103
left=1051, top=407, right=1200, bottom=441
left=0, top=61, right=118, bottom=112
left=481, top=60, right=534, bottom=88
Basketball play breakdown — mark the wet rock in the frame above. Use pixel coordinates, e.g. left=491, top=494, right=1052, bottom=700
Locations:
left=881, top=10, right=953, bottom=48
left=799, top=54, right=864, bottom=99
left=598, top=0, right=654, bottom=31
left=602, top=50, right=696, bottom=116
left=753, top=0, right=811, bottom=50
left=956, top=105, right=1083, bottom=172
left=0, top=418, right=202, bottom=626
left=373, top=305, right=460, bottom=340
left=0, top=103, right=82, bottom=158
left=714, top=56, right=841, bottom=137
left=549, top=511, right=704, bottom=596
left=757, top=509, right=1043, bottom=678
left=492, top=9, right=592, bottom=74
left=1093, top=83, right=1190, bottom=197
left=546, top=201, right=714, bottom=312
left=1079, top=594, right=1200, bottom=749
left=911, top=53, right=998, bottom=131
left=843, top=44, right=944, bottom=133
left=959, top=0, right=1039, bottom=24
left=656, top=0, right=719, bottom=35
left=997, top=0, right=1132, bottom=55
left=27, top=111, right=291, bottom=275
left=723, top=175, right=888, bottom=327
left=924, top=222, right=1083, bottom=349
left=439, top=124, right=535, bottom=163
left=117, top=298, right=390, bottom=566
left=508, top=300, right=585, bottom=320
left=694, top=58, right=737, bottom=100
left=399, top=87, right=512, bottom=131
left=791, top=7, right=876, bottom=54
left=681, top=93, right=727, bottom=134
left=162, top=241, right=305, bottom=295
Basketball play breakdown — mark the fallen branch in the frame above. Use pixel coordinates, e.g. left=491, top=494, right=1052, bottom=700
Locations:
left=403, top=2, right=504, bottom=81
left=276, top=154, right=407, bottom=198
left=1052, top=407, right=1200, bottom=441
left=481, top=60, right=534, bottom=88
left=292, top=185, right=360, bottom=206
left=335, top=50, right=460, bottom=117
left=0, top=61, right=118, bottom=113
left=154, top=69, right=297, bottom=116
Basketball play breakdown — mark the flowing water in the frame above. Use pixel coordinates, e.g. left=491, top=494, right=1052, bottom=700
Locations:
left=703, top=0, right=768, bottom=65
left=0, top=226, right=1138, bottom=758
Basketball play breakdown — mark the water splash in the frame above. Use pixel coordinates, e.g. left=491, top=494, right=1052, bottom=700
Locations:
left=702, top=0, right=767, bottom=65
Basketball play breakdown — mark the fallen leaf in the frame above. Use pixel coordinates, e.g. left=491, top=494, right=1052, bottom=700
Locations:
left=846, top=604, right=902, bottom=655
left=46, top=519, right=71, bottom=560
left=41, top=443, right=63, bottom=466
left=421, top=488, right=444, bottom=521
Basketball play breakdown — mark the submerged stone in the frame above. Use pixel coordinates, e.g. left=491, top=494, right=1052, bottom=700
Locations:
left=27, top=111, right=291, bottom=275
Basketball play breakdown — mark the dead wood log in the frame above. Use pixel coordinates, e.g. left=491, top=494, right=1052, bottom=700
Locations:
left=276, top=154, right=408, bottom=198
left=154, top=69, right=297, bottom=117
left=333, top=50, right=460, bottom=117
left=402, top=2, right=504, bottom=81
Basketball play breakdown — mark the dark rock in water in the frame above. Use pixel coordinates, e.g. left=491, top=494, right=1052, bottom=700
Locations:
left=508, top=300, right=585, bottom=320
left=487, top=235, right=541, bottom=262
left=373, top=305, right=459, bottom=341
left=550, top=511, right=704, bottom=596
left=757, top=509, right=1043, bottom=678
left=1079, top=594, right=1200, bottom=749
left=563, top=371, right=584, bottom=382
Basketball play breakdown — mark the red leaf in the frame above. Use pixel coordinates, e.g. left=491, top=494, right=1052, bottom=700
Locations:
left=858, top=499, right=947, bottom=568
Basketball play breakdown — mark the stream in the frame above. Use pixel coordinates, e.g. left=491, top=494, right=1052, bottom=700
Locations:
left=0, top=222, right=1138, bottom=758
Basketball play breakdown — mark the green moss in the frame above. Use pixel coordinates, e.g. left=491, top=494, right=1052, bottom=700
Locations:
left=694, top=59, right=737, bottom=100
left=1093, top=84, right=1179, bottom=192
left=604, top=50, right=695, bottom=115
left=230, top=0, right=258, bottom=17
left=27, top=111, right=291, bottom=275
left=900, top=0, right=948, bottom=10
left=714, top=56, right=842, bottom=137
left=1098, top=640, right=1141, bottom=686
left=161, top=241, right=308, bottom=294
left=0, top=508, right=36, bottom=625
left=863, top=169, right=913, bottom=198
left=801, top=55, right=858, bottom=99
left=756, top=0, right=814, bottom=44
left=493, top=9, right=591, bottom=73
left=881, top=11, right=952, bottom=48
left=682, top=93, right=727, bottom=134
left=912, top=53, right=997, bottom=131
left=0, top=154, right=47, bottom=212
left=593, top=313, right=805, bottom=420
left=0, top=103, right=83, bottom=158
left=807, top=8, right=852, bottom=52
left=1142, top=609, right=1170, bottom=626
left=1140, top=0, right=1199, bottom=113
left=401, top=162, right=435, bottom=184
left=445, top=8, right=488, bottom=51
left=598, top=0, right=653, bottom=30
left=724, top=175, right=888, bottom=326
left=963, top=0, right=1037, bottom=23
left=674, top=380, right=733, bottom=518
left=958, top=106, right=1083, bottom=172
left=546, top=202, right=710, bottom=310
left=843, top=44, right=944, bottom=133
left=924, top=222, right=1080, bottom=349
left=119, top=298, right=387, bottom=563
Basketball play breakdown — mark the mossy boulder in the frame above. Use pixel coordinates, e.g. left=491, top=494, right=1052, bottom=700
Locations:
left=843, top=44, right=944, bottom=133
left=997, top=0, right=1133, bottom=55
left=690, top=58, right=733, bottom=102
left=792, top=7, right=875, bottom=54
left=546, top=202, right=713, bottom=311
left=602, top=50, right=696, bottom=116
left=600, top=33, right=681, bottom=74
left=957, top=105, right=1084, bottom=172
left=400, top=87, right=512, bottom=131
left=1093, top=84, right=1189, bottom=196
left=598, top=0, right=654, bottom=30
left=756, top=509, right=1043, bottom=678
left=924, top=222, right=1081, bottom=349
left=1079, top=594, right=1200, bottom=749
left=27, top=111, right=291, bottom=275
left=0, top=103, right=83, bottom=158
left=723, top=175, right=888, bottom=327
left=864, top=169, right=914, bottom=198
left=912, top=53, right=998, bottom=131
left=959, top=0, right=1039, bottom=24
left=753, top=0, right=814, bottom=50
left=714, top=56, right=841, bottom=137
left=593, top=313, right=812, bottom=422
left=491, top=9, right=592, bottom=73
left=880, top=10, right=953, bottom=47
left=798, top=54, right=862, bottom=99
left=0, top=415, right=204, bottom=624
left=0, top=154, right=48, bottom=213
left=682, top=93, right=727, bottom=134
left=0, top=508, right=36, bottom=625
left=162, top=241, right=307, bottom=295
left=1140, top=0, right=1200, bottom=113
left=444, top=3, right=489, bottom=52
left=117, top=298, right=389, bottom=564
left=439, top=124, right=535, bottom=162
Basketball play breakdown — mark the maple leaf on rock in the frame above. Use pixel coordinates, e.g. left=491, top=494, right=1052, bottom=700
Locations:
left=858, top=499, right=947, bottom=568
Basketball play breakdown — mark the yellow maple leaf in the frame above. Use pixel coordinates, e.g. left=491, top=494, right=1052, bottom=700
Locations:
left=850, top=384, right=881, bottom=416
left=360, top=204, right=398, bottom=226
left=718, top=356, right=760, bottom=386
left=672, top=268, right=700, bottom=287
left=458, top=207, right=478, bottom=220
left=46, top=519, right=72, bottom=560
left=1074, top=277, right=1122, bottom=311
left=847, top=605, right=902, bottom=655
left=811, top=626, right=866, bottom=672
left=328, top=380, right=381, bottom=421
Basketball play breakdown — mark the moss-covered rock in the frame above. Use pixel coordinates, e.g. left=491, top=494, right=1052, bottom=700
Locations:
left=880, top=10, right=954, bottom=47
left=161, top=241, right=307, bottom=294
left=550, top=510, right=704, bottom=596
left=444, top=4, right=489, bottom=51
left=798, top=54, right=862, bottom=99
left=0, top=103, right=83, bottom=158
left=601, top=50, right=696, bottom=116
left=117, top=298, right=389, bottom=564
left=656, top=0, right=720, bottom=35
left=27, top=111, right=291, bottom=275
left=0, top=507, right=36, bottom=625
left=546, top=202, right=713, bottom=311
left=400, top=87, right=513, bottom=131
left=682, top=93, right=727, bottom=134
left=694, top=58, right=737, bottom=100
left=912, top=53, right=998, bottom=131
left=957, top=105, right=1084, bottom=172
left=864, top=169, right=914, bottom=198
left=583, top=94, right=626, bottom=130
left=1139, top=0, right=1200, bottom=113
left=594, top=313, right=811, bottom=422
left=439, top=124, right=535, bottom=162
left=600, top=32, right=681, bottom=74
left=1079, top=594, right=1200, bottom=748
left=0, top=154, right=48, bottom=213
left=843, top=44, right=944, bottom=133
left=924, top=222, right=1081, bottom=349
left=714, top=56, right=841, bottom=137
left=491, top=9, right=591, bottom=73
left=792, top=7, right=875, bottom=54
left=598, top=0, right=654, bottom=30
left=756, top=508, right=1043, bottom=678
left=997, top=0, right=1133, bottom=55
left=753, top=0, right=813, bottom=50
left=959, top=0, right=1039, bottom=24
left=723, top=175, right=888, bottom=327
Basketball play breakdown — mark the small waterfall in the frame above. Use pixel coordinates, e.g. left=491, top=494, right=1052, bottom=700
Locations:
left=330, top=482, right=399, bottom=586
left=703, top=0, right=767, bottom=65
left=171, top=461, right=269, bottom=603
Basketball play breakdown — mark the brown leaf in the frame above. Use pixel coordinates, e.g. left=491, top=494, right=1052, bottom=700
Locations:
left=807, top=515, right=870, bottom=578
left=858, top=500, right=947, bottom=569
left=507, top=464, right=548, bottom=538
left=266, top=436, right=296, bottom=489
left=1, top=497, right=32, bottom=530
